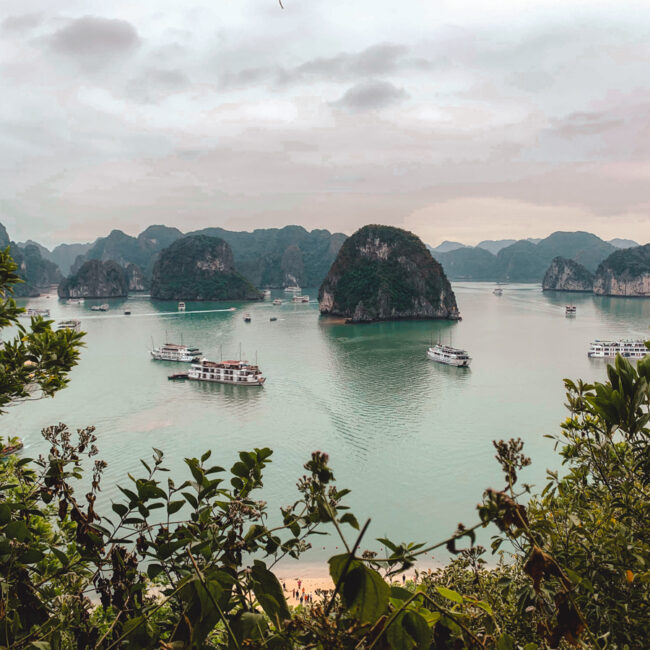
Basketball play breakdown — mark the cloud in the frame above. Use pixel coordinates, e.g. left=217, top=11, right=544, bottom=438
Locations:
left=220, top=42, right=418, bottom=89
left=125, top=68, right=191, bottom=103
left=48, top=16, right=140, bottom=61
left=2, top=13, right=43, bottom=32
left=332, top=80, right=409, bottom=111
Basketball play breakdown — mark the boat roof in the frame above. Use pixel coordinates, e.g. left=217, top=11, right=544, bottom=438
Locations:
left=431, top=344, right=469, bottom=354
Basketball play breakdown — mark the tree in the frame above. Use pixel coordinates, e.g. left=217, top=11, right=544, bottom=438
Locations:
left=0, top=247, right=84, bottom=414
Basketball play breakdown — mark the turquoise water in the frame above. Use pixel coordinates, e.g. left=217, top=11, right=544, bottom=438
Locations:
left=7, top=285, right=650, bottom=565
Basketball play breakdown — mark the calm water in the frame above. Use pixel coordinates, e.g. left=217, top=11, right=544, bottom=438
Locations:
left=8, top=285, right=650, bottom=565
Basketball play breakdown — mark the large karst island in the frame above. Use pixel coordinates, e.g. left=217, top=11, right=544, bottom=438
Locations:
left=542, top=257, right=594, bottom=292
left=542, top=244, right=650, bottom=296
left=150, top=235, right=261, bottom=301
left=318, top=225, right=460, bottom=323
left=58, top=260, right=129, bottom=298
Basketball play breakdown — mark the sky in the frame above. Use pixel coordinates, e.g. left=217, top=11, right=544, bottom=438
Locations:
left=1, top=0, right=649, bottom=248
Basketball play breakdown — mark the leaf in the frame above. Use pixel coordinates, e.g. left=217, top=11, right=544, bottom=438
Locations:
left=167, top=500, right=184, bottom=515
left=5, top=519, right=28, bottom=541
left=251, top=564, right=290, bottom=626
left=230, top=611, right=267, bottom=648
left=51, top=547, right=69, bottom=567
left=339, top=512, right=360, bottom=530
left=0, top=503, right=10, bottom=524
left=19, top=548, right=44, bottom=564
left=112, top=502, right=128, bottom=518
left=497, top=633, right=515, bottom=650
left=342, top=565, right=390, bottom=623
left=148, top=563, right=164, bottom=580
left=387, top=610, right=432, bottom=650
left=436, top=585, right=463, bottom=604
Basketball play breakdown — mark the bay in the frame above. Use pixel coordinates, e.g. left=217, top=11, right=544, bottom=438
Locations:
left=8, top=284, right=649, bottom=565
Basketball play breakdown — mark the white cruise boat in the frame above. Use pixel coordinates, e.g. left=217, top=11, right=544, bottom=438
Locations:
left=24, top=308, right=50, bottom=318
left=188, top=359, right=265, bottom=386
left=272, top=298, right=283, bottom=305
left=284, top=286, right=302, bottom=293
left=427, top=343, right=472, bottom=367
left=565, top=305, right=576, bottom=316
left=493, top=288, right=503, bottom=296
left=66, top=298, right=84, bottom=305
left=90, top=304, right=109, bottom=312
left=57, top=319, right=81, bottom=332
left=588, top=340, right=647, bottom=359
left=178, top=302, right=186, bottom=312
left=151, top=343, right=203, bottom=363
left=292, top=295, right=309, bottom=303
left=262, top=289, right=271, bottom=298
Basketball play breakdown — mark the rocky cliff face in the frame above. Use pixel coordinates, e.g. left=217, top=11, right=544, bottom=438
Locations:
left=57, top=260, right=129, bottom=298
left=126, top=263, right=147, bottom=291
left=318, top=225, right=459, bottom=322
left=150, top=235, right=261, bottom=301
left=542, top=257, right=594, bottom=292
left=593, top=244, right=650, bottom=296
left=11, top=243, right=63, bottom=297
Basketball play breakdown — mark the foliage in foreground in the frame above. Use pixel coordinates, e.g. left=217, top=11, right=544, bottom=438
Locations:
left=0, top=246, right=648, bottom=648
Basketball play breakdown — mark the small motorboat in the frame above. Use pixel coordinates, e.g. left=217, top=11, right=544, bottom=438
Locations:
left=565, top=305, right=576, bottom=316
left=168, top=373, right=189, bottom=381
left=124, top=310, right=131, bottom=315
left=270, top=316, right=277, bottom=322
left=272, top=298, right=282, bottom=306
left=493, top=288, right=503, bottom=296
left=1, top=438, right=23, bottom=457
left=244, top=313, right=252, bottom=322
left=178, top=302, right=186, bottom=312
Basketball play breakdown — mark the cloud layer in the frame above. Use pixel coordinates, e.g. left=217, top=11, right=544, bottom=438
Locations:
left=1, top=1, right=649, bottom=246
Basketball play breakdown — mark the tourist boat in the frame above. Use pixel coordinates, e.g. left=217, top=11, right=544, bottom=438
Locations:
left=292, top=295, right=309, bottom=303
left=270, top=316, right=277, bottom=322
left=1, top=438, right=23, bottom=458
left=24, top=308, right=50, bottom=317
left=188, top=359, right=266, bottom=386
left=273, top=298, right=283, bottom=305
left=66, top=298, right=84, bottom=305
left=565, top=305, right=576, bottom=316
left=588, top=340, right=647, bottom=359
left=263, top=289, right=271, bottom=298
left=244, top=313, right=252, bottom=322
left=427, top=343, right=472, bottom=367
left=284, top=286, right=301, bottom=293
left=493, top=288, right=503, bottom=296
left=57, top=319, right=81, bottom=332
left=90, top=304, right=109, bottom=312
left=151, top=343, right=203, bottom=362
left=124, top=310, right=131, bottom=315
left=168, top=372, right=188, bottom=381
left=178, top=302, right=186, bottom=312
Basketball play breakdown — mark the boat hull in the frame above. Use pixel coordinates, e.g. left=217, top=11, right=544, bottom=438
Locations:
left=187, top=376, right=265, bottom=386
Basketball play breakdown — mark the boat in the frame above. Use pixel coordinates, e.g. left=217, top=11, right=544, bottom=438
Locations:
left=565, top=305, right=576, bottom=316
left=23, top=308, right=50, bottom=317
left=151, top=343, right=203, bottom=362
left=57, top=319, right=81, bottom=332
left=66, top=298, right=84, bottom=305
left=1, top=438, right=23, bottom=457
left=168, top=373, right=189, bottom=381
left=124, top=310, right=131, bottom=315
left=284, top=286, right=302, bottom=293
left=427, top=343, right=472, bottom=367
left=244, top=313, right=252, bottom=322
left=263, top=289, right=271, bottom=298
left=91, top=304, right=109, bottom=312
left=272, top=299, right=283, bottom=305
left=188, top=359, right=265, bottom=386
left=493, top=288, right=503, bottom=296
left=292, top=295, right=309, bottom=303
left=588, top=339, right=647, bottom=359
left=270, top=316, right=277, bottom=322
left=178, top=302, right=186, bottom=312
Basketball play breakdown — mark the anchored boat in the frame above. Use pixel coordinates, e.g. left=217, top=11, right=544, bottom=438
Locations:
left=57, top=319, right=81, bottom=332
left=565, top=305, right=576, bottom=316
left=188, top=359, right=265, bottom=386
left=23, top=308, right=50, bottom=317
left=427, top=343, right=472, bottom=368
left=151, top=343, right=202, bottom=362
left=588, top=340, right=647, bottom=359
left=292, top=295, right=309, bottom=303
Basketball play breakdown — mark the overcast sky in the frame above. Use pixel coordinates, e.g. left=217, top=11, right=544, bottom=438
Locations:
left=1, top=0, right=649, bottom=248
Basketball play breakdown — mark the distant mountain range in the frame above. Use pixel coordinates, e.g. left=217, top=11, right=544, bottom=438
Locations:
left=7, top=221, right=646, bottom=293
left=427, top=232, right=642, bottom=282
